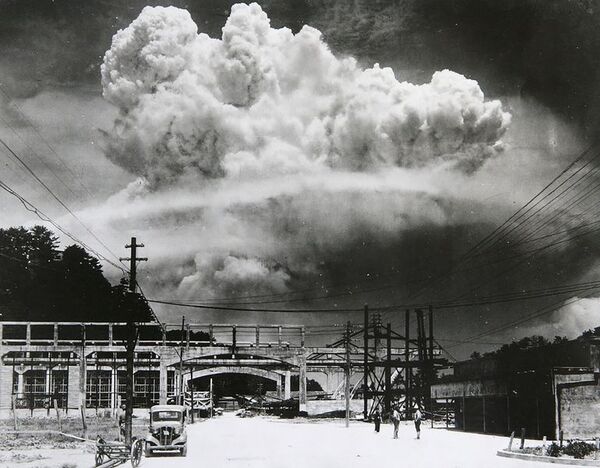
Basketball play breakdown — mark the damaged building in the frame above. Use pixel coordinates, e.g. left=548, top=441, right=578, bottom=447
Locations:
left=431, top=337, right=600, bottom=440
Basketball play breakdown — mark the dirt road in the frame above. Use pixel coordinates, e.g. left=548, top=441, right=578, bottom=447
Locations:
left=0, top=413, right=558, bottom=467
left=141, top=413, right=554, bottom=468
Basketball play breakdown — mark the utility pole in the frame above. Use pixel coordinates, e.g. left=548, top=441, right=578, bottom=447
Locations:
left=179, top=316, right=185, bottom=406
left=120, top=237, right=147, bottom=446
left=209, top=378, right=213, bottom=418
left=345, top=321, right=351, bottom=428
left=363, top=305, right=368, bottom=420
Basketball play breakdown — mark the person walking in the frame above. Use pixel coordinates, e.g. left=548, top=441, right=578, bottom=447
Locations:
left=414, top=408, right=423, bottom=439
left=373, top=409, right=381, bottom=433
left=391, top=406, right=400, bottom=439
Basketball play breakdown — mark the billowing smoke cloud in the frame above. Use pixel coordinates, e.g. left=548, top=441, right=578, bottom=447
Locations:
left=512, top=297, right=600, bottom=342
left=98, top=3, right=510, bottom=302
left=101, top=3, right=509, bottom=186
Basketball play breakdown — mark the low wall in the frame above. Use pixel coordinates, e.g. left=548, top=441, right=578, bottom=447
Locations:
left=306, top=399, right=363, bottom=416
left=431, top=379, right=507, bottom=398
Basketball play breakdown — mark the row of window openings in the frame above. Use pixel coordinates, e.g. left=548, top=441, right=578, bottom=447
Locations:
left=12, top=370, right=176, bottom=408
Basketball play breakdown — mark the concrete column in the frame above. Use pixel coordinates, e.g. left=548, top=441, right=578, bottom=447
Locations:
left=45, top=367, right=52, bottom=394
left=67, top=363, right=80, bottom=410
left=17, top=371, right=24, bottom=395
left=26, top=323, right=31, bottom=345
left=159, top=354, right=168, bottom=405
left=0, top=361, right=13, bottom=410
left=53, top=324, right=59, bottom=347
left=108, top=325, right=113, bottom=347
left=255, top=327, right=260, bottom=347
left=277, top=375, right=283, bottom=398
left=299, top=356, right=307, bottom=413
left=78, top=350, right=87, bottom=408
left=0, top=324, right=7, bottom=410
left=284, top=370, right=291, bottom=400
left=110, top=367, right=117, bottom=409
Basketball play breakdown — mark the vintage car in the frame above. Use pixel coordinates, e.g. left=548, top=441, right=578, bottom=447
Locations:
left=145, top=405, right=188, bottom=457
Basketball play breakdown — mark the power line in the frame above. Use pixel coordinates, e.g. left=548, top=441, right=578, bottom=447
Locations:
left=0, top=178, right=127, bottom=273
left=378, top=144, right=600, bottom=319
left=0, top=84, right=94, bottom=199
left=446, top=289, right=600, bottom=350
left=147, top=298, right=364, bottom=313
left=377, top=144, right=600, bottom=324
left=0, top=135, right=125, bottom=269
left=148, top=278, right=600, bottom=315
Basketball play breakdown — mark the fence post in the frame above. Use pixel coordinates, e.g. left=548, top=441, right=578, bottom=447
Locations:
left=542, top=436, right=547, bottom=455
left=559, top=430, right=564, bottom=448
left=80, top=405, right=87, bottom=437
left=12, top=394, right=18, bottom=431
left=54, top=398, right=62, bottom=431
left=508, top=431, right=515, bottom=451
left=520, top=427, right=526, bottom=450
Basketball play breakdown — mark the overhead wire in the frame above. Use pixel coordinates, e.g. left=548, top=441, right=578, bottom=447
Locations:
left=377, top=144, right=600, bottom=324
left=0, top=135, right=126, bottom=271
left=0, top=84, right=95, bottom=199
left=0, top=178, right=127, bottom=273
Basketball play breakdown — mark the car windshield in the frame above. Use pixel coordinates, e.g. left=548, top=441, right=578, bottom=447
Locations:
left=152, top=410, right=182, bottom=421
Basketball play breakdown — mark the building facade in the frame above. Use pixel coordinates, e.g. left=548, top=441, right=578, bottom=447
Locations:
left=431, top=339, right=600, bottom=440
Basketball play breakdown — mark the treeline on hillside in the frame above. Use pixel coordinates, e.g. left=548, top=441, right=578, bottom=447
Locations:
left=468, top=330, right=600, bottom=364
left=469, top=335, right=570, bottom=360
left=0, top=225, right=153, bottom=322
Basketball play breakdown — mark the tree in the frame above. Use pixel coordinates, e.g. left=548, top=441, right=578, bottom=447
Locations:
left=48, top=244, right=113, bottom=321
left=109, top=281, right=154, bottom=323
left=0, top=226, right=59, bottom=317
left=0, top=225, right=153, bottom=322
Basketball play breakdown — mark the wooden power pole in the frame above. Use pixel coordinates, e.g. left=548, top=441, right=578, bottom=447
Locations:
left=345, top=321, right=351, bottom=428
left=120, top=237, right=147, bottom=445
left=179, top=316, right=185, bottom=406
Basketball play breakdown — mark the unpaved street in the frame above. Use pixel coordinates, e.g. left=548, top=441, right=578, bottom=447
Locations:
left=141, top=413, right=554, bottom=468
left=0, top=413, right=559, bottom=467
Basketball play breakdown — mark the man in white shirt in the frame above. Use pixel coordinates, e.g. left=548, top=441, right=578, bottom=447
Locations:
left=414, top=408, right=422, bottom=439
left=391, top=406, right=400, bottom=439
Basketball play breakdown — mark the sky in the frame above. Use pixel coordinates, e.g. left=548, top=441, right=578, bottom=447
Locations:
left=0, top=0, right=599, bottom=359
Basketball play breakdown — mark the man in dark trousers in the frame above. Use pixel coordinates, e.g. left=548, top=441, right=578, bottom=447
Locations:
left=414, top=408, right=423, bottom=439
left=391, top=406, right=400, bottom=439
left=373, top=409, right=381, bottom=433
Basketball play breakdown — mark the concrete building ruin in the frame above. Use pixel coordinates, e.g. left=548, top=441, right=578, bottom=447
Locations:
left=0, top=317, right=445, bottom=418
left=431, top=338, right=600, bottom=440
